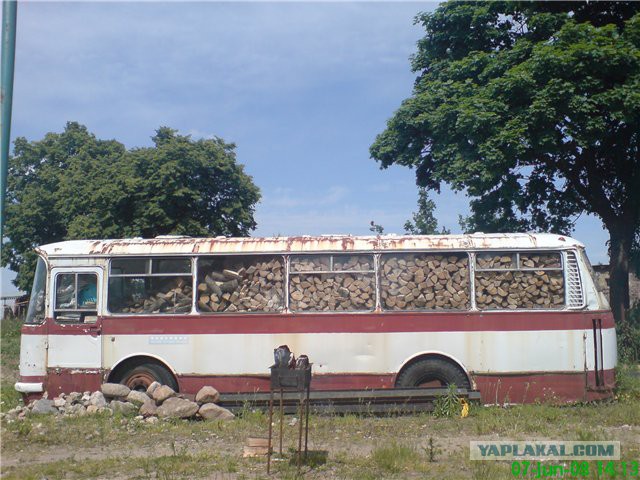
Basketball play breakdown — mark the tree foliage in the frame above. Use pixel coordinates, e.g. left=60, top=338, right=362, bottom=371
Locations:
left=404, top=188, right=450, bottom=235
left=370, top=2, right=640, bottom=321
left=3, top=122, right=260, bottom=291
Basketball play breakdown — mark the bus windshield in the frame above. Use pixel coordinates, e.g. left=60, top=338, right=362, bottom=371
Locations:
left=25, top=257, right=47, bottom=324
left=581, top=250, right=610, bottom=309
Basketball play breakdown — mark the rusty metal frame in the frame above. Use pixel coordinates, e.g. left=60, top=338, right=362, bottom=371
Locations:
left=40, top=239, right=591, bottom=318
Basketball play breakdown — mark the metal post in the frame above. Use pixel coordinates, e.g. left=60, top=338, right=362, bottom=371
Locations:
left=267, top=390, right=274, bottom=474
left=304, top=383, right=310, bottom=456
left=297, top=390, right=303, bottom=471
left=1, top=0, right=17, bottom=244
left=278, top=388, right=284, bottom=455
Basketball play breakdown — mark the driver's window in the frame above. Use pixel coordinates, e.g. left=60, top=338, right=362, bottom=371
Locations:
left=54, top=273, right=98, bottom=322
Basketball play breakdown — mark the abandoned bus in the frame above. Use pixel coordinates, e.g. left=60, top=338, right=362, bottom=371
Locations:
left=15, top=233, right=615, bottom=403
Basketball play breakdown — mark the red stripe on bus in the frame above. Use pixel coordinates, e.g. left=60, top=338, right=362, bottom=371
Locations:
left=98, top=310, right=613, bottom=335
left=27, top=311, right=614, bottom=336
left=18, top=375, right=45, bottom=383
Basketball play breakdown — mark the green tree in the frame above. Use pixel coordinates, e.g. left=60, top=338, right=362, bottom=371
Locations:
left=369, top=221, right=385, bottom=235
left=3, top=123, right=260, bottom=291
left=404, top=188, right=450, bottom=235
left=370, top=2, right=640, bottom=322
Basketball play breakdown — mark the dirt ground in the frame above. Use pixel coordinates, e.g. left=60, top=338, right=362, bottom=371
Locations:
left=2, top=401, right=639, bottom=480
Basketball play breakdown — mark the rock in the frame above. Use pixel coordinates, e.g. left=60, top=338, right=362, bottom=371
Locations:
left=145, top=416, right=159, bottom=424
left=146, top=381, right=161, bottom=396
left=66, top=404, right=87, bottom=416
left=157, top=397, right=199, bottom=419
left=89, top=391, right=107, bottom=408
left=127, top=390, right=150, bottom=406
left=195, top=386, right=220, bottom=404
left=139, top=399, right=158, bottom=417
left=152, top=385, right=175, bottom=404
left=86, top=405, right=100, bottom=415
left=30, top=399, right=58, bottom=415
left=109, top=401, right=137, bottom=415
left=53, top=397, right=66, bottom=408
left=198, top=403, right=235, bottom=421
left=68, top=392, right=82, bottom=404
left=101, top=383, right=131, bottom=398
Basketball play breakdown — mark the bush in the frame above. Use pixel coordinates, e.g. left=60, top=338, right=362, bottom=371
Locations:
left=617, top=303, right=640, bottom=364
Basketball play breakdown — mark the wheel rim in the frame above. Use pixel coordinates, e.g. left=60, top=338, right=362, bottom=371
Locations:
left=417, top=378, right=447, bottom=388
left=124, top=371, right=155, bottom=391
left=416, top=374, right=449, bottom=388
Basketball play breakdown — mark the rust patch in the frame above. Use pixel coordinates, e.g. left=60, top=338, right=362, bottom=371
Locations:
left=40, top=233, right=583, bottom=258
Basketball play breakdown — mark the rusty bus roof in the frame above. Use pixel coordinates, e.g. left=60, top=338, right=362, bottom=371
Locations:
left=36, top=233, right=584, bottom=258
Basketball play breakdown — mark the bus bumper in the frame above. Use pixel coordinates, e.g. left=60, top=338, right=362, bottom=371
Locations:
left=14, top=381, right=44, bottom=393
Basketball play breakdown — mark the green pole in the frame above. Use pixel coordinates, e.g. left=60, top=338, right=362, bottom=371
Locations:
left=1, top=0, right=17, bottom=250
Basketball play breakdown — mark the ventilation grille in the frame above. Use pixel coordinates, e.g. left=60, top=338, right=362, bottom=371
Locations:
left=565, top=251, right=585, bottom=308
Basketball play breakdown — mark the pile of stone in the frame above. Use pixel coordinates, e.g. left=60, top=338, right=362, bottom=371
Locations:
left=2, top=383, right=235, bottom=423
left=197, top=257, right=284, bottom=313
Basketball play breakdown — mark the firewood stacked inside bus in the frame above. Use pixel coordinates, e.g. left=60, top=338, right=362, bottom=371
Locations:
left=197, top=256, right=284, bottom=312
left=380, top=253, right=469, bottom=310
left=474, top=252, right=564, bottom=309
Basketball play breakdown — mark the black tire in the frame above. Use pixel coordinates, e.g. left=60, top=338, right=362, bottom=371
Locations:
left=117, top=362, right=178, bottom=392
left=395, top=358, right=470, bottom=389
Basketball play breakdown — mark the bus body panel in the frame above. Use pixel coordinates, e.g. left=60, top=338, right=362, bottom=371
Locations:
left=18, top=330, right=47, bottom=377
left=16, top=234, right=617, bottom=404
left=100, top=329, right=614, bottom=377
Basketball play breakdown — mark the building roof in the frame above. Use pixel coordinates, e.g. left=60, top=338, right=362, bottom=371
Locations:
left=36, top=233, right=585, bottom=258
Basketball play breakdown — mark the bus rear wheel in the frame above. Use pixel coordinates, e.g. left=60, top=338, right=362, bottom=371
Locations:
left=117, top=363, right=178, bottom=392
left=396, top=358, right=470, bottom=389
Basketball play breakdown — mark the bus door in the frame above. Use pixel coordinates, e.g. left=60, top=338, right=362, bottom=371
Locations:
left=47, top=267, right=103, bottom=393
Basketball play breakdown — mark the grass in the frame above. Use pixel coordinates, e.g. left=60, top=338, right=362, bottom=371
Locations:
left=0, top=315, right=23, bottom=413
left=4, top=401, right=638, bottom=479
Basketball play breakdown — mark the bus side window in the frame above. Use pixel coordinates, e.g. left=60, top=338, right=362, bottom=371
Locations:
left=54, top=273, right=98, bottom=323
left=474, top=251, right=564, bottom=310
left=108, top=257, right=193, bottom=314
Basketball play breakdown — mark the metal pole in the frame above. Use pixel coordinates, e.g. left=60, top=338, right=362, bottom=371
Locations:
left=1, top=0, right=17, bottom=246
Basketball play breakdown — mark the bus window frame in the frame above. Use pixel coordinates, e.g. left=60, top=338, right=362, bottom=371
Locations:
left=51, top=267, right=102, bottom=324
left=106, top=256, right=196, bottom=316
left=195, top=253, right=287, bottom=314
left=288, top=253, right=377, bottom=313
left=97, top=247, right=581, bottom=316
left=378, top=250, right=472, bottom=313
left=473, top=249, right=567, bottom=311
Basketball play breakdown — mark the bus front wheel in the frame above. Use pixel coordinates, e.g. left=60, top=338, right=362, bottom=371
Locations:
left=396, top=358, right=470, bottom=389
left=118, top=363, right=178, bottom=392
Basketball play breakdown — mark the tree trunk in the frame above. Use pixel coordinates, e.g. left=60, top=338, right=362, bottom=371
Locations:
left=608, top=227, right=632, bottom=324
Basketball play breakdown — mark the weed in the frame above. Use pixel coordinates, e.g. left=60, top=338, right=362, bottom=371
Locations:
left=423, top=436, right=437, bottom=462
left=433, top=384, right=462, bottom=418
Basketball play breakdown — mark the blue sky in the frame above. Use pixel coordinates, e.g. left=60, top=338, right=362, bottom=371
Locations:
left=0, top=1, right=609, bottom=296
